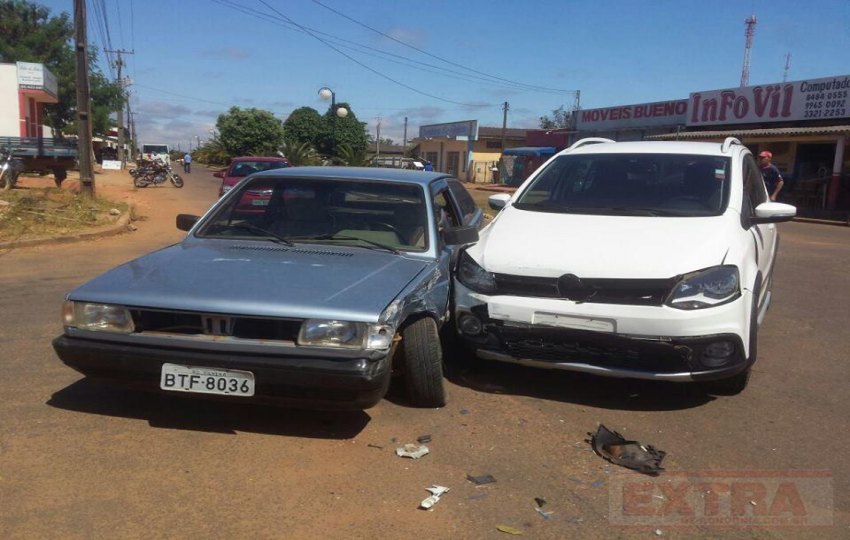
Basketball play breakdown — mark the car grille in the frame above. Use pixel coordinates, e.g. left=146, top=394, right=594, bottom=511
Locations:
left=493, top=274, right=676, bottom=306
left=130, top=308, right=302, bottom=341
left=491, top=326, right=691, bottom=373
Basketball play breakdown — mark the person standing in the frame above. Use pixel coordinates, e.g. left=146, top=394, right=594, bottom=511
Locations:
left=183, top=152, right=192, bottom=174
left=758, top=150, right=784, bottom=201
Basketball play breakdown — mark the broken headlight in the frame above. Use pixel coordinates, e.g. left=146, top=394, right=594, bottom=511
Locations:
left=666, top=265, right=740, bottom=310
left=457, top=250, right=497, bottom=294
left=62, top=301, right=135, bottom=333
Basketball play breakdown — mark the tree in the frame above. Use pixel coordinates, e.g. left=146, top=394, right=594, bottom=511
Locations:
left=282, top=107, right=323, bottom=148
left=316, top=102, right=368, bottom=160
left=336, top=144, right=369, bottom=167
left=367, top=134, right=395, bottom=146
left=279, top=139, right=319, bottom=167
left=216, top=106, right=285, bottom=157
left=539, top=105, right=572, bottom=129
left=0, top=0, right=124, bottom=136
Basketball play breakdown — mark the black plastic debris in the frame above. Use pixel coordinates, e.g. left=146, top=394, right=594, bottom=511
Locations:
left=417, top=434, right=432, bottom=444
left=534, top=497, right=546, bottom=508
left=466, top=474, right=497, bottom=485
left=587, top=424, right=666, bottom=476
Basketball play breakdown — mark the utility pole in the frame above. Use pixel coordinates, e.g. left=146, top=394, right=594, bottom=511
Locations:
left=403, top=116, right=408, bottom=156
left=500, top=101, right=509, bottom=151
left=129, top=110, right=138, bottom=162
left=106, top=49, right=134, bottom=166
left=376, top=117, right=381, bottom=159
left=74, top=0, right=94, bottom=197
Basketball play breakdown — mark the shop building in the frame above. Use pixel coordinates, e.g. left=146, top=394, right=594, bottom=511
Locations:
left=0, top=62, right=58, bottom=138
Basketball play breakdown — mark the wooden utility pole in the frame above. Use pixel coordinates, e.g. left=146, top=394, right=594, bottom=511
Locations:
left=106, top=49, right=134, bottom=165
left=403, top=116, right=408, bottom=156
left=376, top=117, right=382, bottom=159
left=74, top=0, right=94, bottom=197
left=500, top=101, right=509, bottom=151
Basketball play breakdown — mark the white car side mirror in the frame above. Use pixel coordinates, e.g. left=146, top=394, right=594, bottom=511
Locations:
left=488, top=193, right=511, bottom=211
left=752, top=201, right=796, bottom=224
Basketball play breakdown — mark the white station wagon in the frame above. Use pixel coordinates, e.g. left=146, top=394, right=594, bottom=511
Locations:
left=453, top=137, right=796, bottom=394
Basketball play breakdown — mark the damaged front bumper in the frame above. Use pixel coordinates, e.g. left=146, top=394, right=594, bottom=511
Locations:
left=453, top=284, right=752, bottom=382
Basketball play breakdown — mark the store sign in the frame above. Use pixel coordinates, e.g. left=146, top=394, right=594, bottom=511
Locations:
left=420, top=120, right=478, bottom=139
left=16, top=62, right=58, bottom=98
left=575, top=99, right=688, bottom=131
left=687, top=74, right=850, bottom=126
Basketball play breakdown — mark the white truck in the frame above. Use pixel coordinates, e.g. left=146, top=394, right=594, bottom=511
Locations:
left=142, top=143, right=170, bottom=165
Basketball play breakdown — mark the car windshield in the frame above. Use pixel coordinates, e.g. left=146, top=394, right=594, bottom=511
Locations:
left=198, top=177, right=429, bottom=252
left=514, top=153, right=731, bottom=217
left=228, top=161, right=288, bottom=177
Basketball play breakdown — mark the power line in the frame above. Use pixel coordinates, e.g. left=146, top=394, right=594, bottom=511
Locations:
left=134, top=83, right=234, bottom=106
left=310, top=0, right=576, bottom=95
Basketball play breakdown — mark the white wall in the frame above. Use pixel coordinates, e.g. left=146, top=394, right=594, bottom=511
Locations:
left=0, top=64, right=21, bottom=137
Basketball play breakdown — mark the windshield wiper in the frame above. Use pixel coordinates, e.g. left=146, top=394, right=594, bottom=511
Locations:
left=603, top=207, right=691, bottom=217
left=225, top=223, right=295, bottom=246
left=287, top=233, right=400, bottom=254
left=513, top=201, right=573, bottom=212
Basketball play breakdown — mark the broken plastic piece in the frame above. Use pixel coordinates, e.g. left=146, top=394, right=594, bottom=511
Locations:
left=534, top=497, right=546, bottom=507
left=496, top=524, right=523, bottom=535
left=419, top=485, right=449, bottom=510
left=587, top=424, right=666, bottom=476
left=396, top=443, right=429, bottom=459
left=466, top=474, right=496, bottom=485
left=535, top=507, right=553, bottom=520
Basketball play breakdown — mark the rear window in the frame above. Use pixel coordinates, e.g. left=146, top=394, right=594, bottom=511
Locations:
left=228, top=161, right=288, bottom=177
left=514, top=153, right=731, bottom=217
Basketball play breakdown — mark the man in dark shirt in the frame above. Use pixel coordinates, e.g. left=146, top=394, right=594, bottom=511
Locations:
left=758, top=150, right=784, bottom=201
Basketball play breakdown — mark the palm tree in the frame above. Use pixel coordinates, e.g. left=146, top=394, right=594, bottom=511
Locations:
left=336, top=144, right=370, bottom=167
left=279, top=139, right=319, bottom=166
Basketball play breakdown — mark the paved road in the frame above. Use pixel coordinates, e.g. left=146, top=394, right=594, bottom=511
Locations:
left=1, top=169, right=848, bottom=539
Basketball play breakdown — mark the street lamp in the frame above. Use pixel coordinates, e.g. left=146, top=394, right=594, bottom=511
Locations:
left=318, top=86, right=349, bottom=158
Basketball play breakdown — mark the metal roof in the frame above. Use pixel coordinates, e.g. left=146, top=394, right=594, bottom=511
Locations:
left=646, top=125, right=850, bottom=140
left=252, top=166, right=447, bottom=186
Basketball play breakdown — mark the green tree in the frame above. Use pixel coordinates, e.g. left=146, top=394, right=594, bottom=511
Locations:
left=282, top=107, right=323, bottom=148
left=539, top=105, right=571, bottom=129
left=216, top=106, right=285, bottom=157
left=336, top=144, right=369, bottom=167
left=316, top=102, right=368, bottom=161
left=0, top=0, right=124, bottom=136
left=279, top=139, right=319, bottom=167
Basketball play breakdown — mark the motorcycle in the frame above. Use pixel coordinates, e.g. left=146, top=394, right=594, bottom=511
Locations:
left=0, top=147, right=25, bottom=191
left=131, top=159, right=184, bottom=188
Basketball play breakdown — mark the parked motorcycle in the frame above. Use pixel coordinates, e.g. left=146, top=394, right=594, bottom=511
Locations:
left=0, top=147, right=25, bottom=191
left=131, top=159, right=184, bottom=188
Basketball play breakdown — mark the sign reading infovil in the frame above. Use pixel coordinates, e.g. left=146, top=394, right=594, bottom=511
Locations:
left=687, top=75, right=850, bottom=126
left=576, top=99, right=688, bottom=131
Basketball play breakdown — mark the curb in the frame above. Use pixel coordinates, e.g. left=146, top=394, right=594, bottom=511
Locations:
left=0, top=212, right=132, bottom=250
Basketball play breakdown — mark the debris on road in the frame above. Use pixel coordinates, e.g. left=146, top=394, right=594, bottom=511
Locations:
left=466, top=474, right=497, bottom=485
left=459, top=409, right=470, bottom=415
left=419, top=485, right=449, bottom=510
left=590, top=479, right=605, bottom=488
left=534, top=497, right=546, bottom=507
left=587, top=424, right=666, bottom=475
left=468, top=492, right=488, bottom=501
left=655, top=528, right=664, bottom=536
left=396, top=443, right=429, bottom=459
left=417, top=434, right=432, bottom=444
left=367, top=443, right=383, bottom=450
left=496, top=524, right=523, bottom=535
left=535, top=506, right=553, bottom=520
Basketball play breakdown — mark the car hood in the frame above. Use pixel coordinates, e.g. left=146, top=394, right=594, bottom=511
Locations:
left=69, top=241, right=428, bottom=321
left=470, top=208, right=734, bottom=279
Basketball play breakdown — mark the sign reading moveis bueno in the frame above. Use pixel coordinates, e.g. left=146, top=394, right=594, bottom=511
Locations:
left=688, top=74, right=850, bottom=126
left=575, top=99, right=688, bottom=131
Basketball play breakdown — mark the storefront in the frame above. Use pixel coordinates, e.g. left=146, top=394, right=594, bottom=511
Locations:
left=0, top=62, right=58, bottom=138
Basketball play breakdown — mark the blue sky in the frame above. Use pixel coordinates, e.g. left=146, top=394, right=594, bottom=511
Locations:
left=37, top=0, right=850, bottom=151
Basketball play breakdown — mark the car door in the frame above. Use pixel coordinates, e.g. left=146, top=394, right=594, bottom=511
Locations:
left=447, top=178, right=484, bottom=230
left=742, top=153, right=776, bottom=303
left=429, top=182, right=466, bottom=318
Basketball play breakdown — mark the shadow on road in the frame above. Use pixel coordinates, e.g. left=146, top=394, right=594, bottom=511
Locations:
left=47, top=378, right=371, bottom=439
left=445, top=360, right=717, bottom=411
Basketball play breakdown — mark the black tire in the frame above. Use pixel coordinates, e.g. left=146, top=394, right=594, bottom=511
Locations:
left=171, top=174, right=184, bottom=188
left=134, top=178, right=149, bottom=188
left=1, top=169, right=11, bottom=191
left=397, top=317, right=447, bottom=407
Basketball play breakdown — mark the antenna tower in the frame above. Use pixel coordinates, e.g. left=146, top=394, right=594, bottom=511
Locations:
left=740, top=15, right=757, bottom=87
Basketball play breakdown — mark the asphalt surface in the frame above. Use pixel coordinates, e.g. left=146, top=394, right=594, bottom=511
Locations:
left=0, top=168, right=848, bottom=539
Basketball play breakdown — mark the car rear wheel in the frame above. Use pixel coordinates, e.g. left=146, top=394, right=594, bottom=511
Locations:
left=397, top=317, right=447, bottom=408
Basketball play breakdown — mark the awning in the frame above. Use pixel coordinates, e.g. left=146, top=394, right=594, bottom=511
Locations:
left=646, top=125, right=850, bottom=140
left=503, top=146, right=556, bottom=156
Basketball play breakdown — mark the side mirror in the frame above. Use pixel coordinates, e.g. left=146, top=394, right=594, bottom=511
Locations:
left=751, top=201, right=796, bottom=224
left=176, top=214, right=200, bottom=231
left=488, top=193, right=511, bottom=211
left=213, top=171, right=225, bottom=178
left=442, top=225, right=479, bottom=246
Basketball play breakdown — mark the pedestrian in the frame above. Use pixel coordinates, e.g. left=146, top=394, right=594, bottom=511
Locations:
left=424, top=160, right=433, bottom=172
left=183, top=152, right=192, bottom=174
left=758, top=150, right=784, bottom=201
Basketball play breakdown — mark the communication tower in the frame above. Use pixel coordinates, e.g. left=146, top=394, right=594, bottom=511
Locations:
left=740, top=15, right=757, bottom=87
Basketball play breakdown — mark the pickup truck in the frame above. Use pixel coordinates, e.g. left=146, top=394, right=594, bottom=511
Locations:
left=0, top=136, right=77, bottom=187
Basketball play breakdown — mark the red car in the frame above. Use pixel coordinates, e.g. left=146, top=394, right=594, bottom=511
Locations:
left=214, top=156, right=290, bottom=197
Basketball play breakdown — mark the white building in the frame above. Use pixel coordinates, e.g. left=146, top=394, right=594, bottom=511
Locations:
left=0, top=62, right=59, bottom=138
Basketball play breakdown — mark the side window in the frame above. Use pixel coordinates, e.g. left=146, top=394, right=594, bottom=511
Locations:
left=434, top=190, right=461, bottom=232
left=743, top=155, right=768, bottom=214
left=448, top=180, right=476, bottom=222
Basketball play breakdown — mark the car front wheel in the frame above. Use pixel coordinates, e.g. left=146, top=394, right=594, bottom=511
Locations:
left=397, top=317, right=447, bottom=408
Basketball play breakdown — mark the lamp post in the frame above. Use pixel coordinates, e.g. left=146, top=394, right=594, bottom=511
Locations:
left=318, top=86, right=349, bottom=159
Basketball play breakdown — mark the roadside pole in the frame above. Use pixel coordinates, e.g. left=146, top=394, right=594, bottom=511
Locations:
left=74, top=0, right=94, bottom=197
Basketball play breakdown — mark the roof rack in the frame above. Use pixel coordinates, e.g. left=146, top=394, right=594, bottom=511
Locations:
left=564, top=137, right=615, bottom=152
left=721, top=137, right=742, bottom=153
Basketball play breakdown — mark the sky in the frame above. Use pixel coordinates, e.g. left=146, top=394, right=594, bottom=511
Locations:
left=34, top=0, right=850, bottom=152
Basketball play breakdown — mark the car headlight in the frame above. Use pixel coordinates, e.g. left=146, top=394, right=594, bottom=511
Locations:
left=298, top=319, right=394, bottom=350
left=457, top=250, right=497, bottom=294
left=62, top=301, right=135, bottom=333
left=666, top=266, right=740, bottom=310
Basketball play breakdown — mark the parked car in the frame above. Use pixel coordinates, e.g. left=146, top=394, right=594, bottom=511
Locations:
left=453, top=137, right=796, bottom=394
left=53, top=168, right=482, bottom=409
left=215, top=156, right=290, bottom=197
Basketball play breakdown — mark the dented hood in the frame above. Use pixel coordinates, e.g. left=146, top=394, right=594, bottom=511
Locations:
left=68, top=241, right=427, bottom=321
left=471, top=207, right=734, bottom=279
